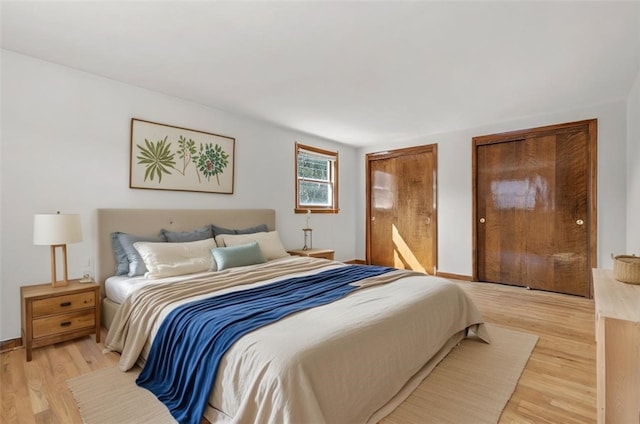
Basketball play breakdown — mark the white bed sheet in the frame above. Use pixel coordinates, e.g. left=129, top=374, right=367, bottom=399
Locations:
left=104, top=257, right=298, bottom=304
left=106, top=271, right=235, bottom=303
left=105, top=275, right=147, bottom=304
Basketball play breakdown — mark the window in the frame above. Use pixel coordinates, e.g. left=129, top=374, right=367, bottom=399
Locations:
left=295, top=143, right=339, bottom=213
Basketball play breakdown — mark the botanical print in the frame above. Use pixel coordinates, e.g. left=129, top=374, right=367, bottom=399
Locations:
left=130, top=119, right=234, bottom=194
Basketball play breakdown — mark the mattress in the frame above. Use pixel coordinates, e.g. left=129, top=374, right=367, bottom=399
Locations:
left=105, top=256, right=488, bottom=423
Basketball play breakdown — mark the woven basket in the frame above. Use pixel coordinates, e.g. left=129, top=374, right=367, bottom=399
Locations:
left=612, top=255, right=640, bottom=284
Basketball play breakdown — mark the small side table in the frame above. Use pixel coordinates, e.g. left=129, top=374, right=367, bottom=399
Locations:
left=288, top=248, right=335, bottom=261
left=21, top=279, right=101, bottom=361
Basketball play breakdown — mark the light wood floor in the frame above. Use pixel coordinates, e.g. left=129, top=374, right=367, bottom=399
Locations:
left=1, top=280, right=596, bottom=424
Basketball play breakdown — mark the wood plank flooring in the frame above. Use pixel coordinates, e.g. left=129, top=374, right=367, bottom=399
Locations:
left=459, top=282, right=596, bottom=424
left=1, top=280, right=596, bottom=423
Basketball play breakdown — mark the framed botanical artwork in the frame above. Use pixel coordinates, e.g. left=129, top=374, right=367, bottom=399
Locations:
left=130, top=118, right=235, bottom=194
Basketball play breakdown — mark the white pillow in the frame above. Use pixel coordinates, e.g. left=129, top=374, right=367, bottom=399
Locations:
left=134, top=238, right=218, bottom=279
left=215, top=231, right=289, bottom=261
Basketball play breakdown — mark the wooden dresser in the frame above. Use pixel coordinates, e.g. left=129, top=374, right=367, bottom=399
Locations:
left=21, top=280, right=100, bottom=361
left=592, top=268, right=640, bottom=423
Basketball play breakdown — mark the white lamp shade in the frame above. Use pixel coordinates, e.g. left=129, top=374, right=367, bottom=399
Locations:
left=33, top=213, right=83, bottom=245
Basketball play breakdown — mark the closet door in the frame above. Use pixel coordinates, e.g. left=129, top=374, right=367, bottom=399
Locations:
left=476, top=139, right=528, bottom=286
left=474, top=120, right=596, bottom=297
left=366, top=144, right=437, bottom=274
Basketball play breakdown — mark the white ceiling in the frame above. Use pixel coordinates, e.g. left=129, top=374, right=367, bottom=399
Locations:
left=2, top=1, right=639, bottom=147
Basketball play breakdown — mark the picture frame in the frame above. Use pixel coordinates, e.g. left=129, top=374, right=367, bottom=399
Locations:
left=130, top=118, right=235, bottom=194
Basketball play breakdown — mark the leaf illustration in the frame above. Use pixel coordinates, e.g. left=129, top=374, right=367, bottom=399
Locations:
left=195, top=143, right=229, bottom=185
left=176, top=135, right=197, bottom=176
left=136, top=136, right=176, bottom=183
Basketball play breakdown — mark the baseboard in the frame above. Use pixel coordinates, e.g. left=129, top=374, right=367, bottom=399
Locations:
left=436, top=271, right=473, bottom=281
left=0, top=337, right=23, bottom=353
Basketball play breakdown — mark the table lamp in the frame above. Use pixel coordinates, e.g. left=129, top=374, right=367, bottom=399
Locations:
left=33, top=212, right=83, bottom=287
left=302, top=209, right=312, bottom=250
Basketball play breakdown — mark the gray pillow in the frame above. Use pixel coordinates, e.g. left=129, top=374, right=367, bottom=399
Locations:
left=160, top=225, right=213, bottom=242
left=211, top=223, right=268, bottom=236
left=236, top=224, right=269, bottom=234
left=115, top=232, right=164, bottom=276
left=210, top=242, right=267, bottom=271
left=110, top=232, right=130, bottom=276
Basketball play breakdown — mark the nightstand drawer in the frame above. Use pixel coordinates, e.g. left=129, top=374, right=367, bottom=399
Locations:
left=32, top=310, right=96, bottom=339
left=32, top=291, right=95, bottom=317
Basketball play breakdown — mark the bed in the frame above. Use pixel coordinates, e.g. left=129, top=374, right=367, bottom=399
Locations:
left=96, top=208, right=489, bottom=424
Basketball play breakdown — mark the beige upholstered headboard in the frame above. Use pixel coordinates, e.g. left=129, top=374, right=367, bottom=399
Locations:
left=96, top=208, right=275, bottom=294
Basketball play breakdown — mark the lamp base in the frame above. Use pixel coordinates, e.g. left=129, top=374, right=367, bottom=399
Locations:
left=50, top=244, right=70, bottom=288
left=302, top=228, right=313, bottom=251
left=51, top=279, right=69, bottom=288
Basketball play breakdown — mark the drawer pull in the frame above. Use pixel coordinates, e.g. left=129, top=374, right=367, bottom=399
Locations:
left=60, top=321, right=72, bottom=327
left=60, top=302, right=72, bottom=307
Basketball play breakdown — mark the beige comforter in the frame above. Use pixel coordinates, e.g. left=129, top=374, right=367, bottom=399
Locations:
left=105, top=257, right=488, bottom=424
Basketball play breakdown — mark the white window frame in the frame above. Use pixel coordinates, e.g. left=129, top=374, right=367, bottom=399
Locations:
left=295, top=142, right=339, bottom=214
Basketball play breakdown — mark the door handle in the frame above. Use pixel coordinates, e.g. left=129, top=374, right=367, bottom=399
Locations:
left=576, top=219, right=584, bottom=225
left=479, top=218, right=486, bottom=224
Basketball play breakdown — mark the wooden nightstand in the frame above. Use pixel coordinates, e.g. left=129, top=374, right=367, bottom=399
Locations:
left=288, top=248, right=335, bottom=261
left=20, top=279, right=101, bottom=361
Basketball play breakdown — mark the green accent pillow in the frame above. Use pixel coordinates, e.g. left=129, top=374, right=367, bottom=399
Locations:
left=211, top=242, right=267, bottom=271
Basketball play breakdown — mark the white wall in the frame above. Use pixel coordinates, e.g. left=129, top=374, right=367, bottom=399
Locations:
left=356, top=102, right=629, bottom=276
left=0, top=50, right=358, bottom=341
left=627, top=69, right=640, bottom=254
left=1, top=48, right=634, bottom=342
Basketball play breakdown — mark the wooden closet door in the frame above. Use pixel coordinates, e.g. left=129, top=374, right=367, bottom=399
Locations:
left=476, top=139, right=528, bottom=286
left=367, top=145, right=437, bottom=274
left=543, top=129, right=590, bottom=295
left=474, top=120, right=595, bottom=297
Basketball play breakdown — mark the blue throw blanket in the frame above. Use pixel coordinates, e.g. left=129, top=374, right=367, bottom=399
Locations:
left=136, top=264, right=395, bottom=424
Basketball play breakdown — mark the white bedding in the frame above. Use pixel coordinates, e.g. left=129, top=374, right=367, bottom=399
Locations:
left=104, top=257, right=299, bottom=304
left=105, top=257, right=488, bottom=424
left=105, top=271, right=216, bottom=304
left=105, top=275, right=146, bottom=304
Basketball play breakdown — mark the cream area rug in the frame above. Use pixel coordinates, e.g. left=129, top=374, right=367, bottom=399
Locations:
left=67, top=324, right=537, bottom=424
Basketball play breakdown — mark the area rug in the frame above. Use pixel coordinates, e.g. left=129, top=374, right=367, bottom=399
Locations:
left=67, top=324, right=537, bottom=424
left=381, top=324, right=538, bottom=423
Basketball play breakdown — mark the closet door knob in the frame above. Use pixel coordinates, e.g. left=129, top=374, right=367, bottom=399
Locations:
left=576, top=219, right=584, bottom=225
left=479, top=218, right=486, bottom=224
